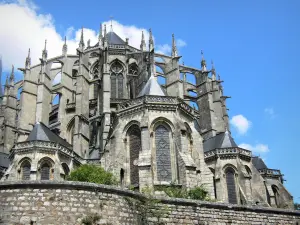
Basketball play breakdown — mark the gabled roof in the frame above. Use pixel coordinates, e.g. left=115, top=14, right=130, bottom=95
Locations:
left=107, top=31, right=125, bottom=45
left=203, top=130, right=238, bottom=152
left=137, top=75, right=166, bottom=97
left=27, top=122, right=72, bottom=148
left=252, top=156, right=268, bottom=170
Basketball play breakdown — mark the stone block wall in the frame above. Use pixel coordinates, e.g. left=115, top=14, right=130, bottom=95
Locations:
left=0, top=181, right=299, bottom=225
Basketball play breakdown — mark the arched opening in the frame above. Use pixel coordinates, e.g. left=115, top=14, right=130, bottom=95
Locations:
left=21, top=160, right=31, bottom=180
left=67, top=118, right=75, bottom=145
left=17, top=87, right=23, bottom=100
left=62, top=163, right=70, bottom=180
left=110, top=61, right=124, bottom=99
left=157, top=75, right=166, bottom=85
left=52, top=94, right=60, bottom=105
left=225, top=167, right=237, bottom=204
left=40, top=162, right=51, bottom=180
left=184, top=123, right=193, bottom=154
left=186, top=73, right=196, bottom=85
left=272, top=185, right=279, bottom=207
left=127, top=124, right=141, bottom=187
left=52, top=72, right=62, bottom=86
left=209, top=168, right=217, bottom=199
left=189, top=101, right=199, bottom=110
left=155, top=124, right=172, bottom=182
left=120, top=168, right=125, bottom=187
left=188, top=90, right=197, bottom=97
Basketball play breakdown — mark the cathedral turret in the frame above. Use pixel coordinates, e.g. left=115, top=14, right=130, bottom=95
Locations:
left=9, top=65, right=15, bottom=87
left=62, top=36, right=68, bottom=56
left=171, top=33, right=178, bottom=58
left=103, top=25, right=108, bottom=48
left=140, top=31, right=146, bottom=51
left=211, top=60, right=216, bottom=81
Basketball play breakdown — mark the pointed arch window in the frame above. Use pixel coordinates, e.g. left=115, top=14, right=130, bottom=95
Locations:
left=128, top=64, right=138, bottom=99
left=155, top=125, right=172, bottom=182
left=21, top=161, right=31, bottom=180
left=127, top=125, right=141, bottom=186
left=111, top=61, right=124, bottom=99
left=226, top=167, right=237, bottom=204
left=41, top=162, right=51, bottom=180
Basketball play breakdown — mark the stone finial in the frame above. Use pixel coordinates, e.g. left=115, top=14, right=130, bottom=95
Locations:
left=172, top=33, right=178, bottom=58
left=211, top=60, right=216, bottom=80
left=62, top=36, right=68, bottom=56
left=42, top=40, right=48, bottom=61
left=140, top=31, right=146, bottom=51
left=9, top=65, right=14, bottom=84
left=25, top=48, right=31, bottom=69
left=149, top=28, right=154, bottom=51
left=87, top=39, right=91, bottom=47
left=201, top=50, right=207, bottom=71
left=79, top=27, right=85, bottom=50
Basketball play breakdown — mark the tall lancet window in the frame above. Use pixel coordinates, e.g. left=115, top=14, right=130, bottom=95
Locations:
left=91, top=61, right=100, bottom=99
left=21, top=161, right=31, bottom=180
left=127, top=125, right=141, bottom=186
left=41, top=162, right=51, bottom=180
left=155, top=125, right=172, bottom=182
left=110, top=61, right=124, bottom=98
left=128, top=64, right=138, bottom=99
left=226, top=167, right=238, bottom=204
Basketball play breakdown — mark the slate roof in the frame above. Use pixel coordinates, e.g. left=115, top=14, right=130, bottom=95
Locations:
left=252, top=156, right=268, bottom=170
left=137, top=75, right=166, bottom=97
left=27, top=122, right=72, bottom=148
left=203, top=130, right=238, bottom=152
left=0, top=152, right=9, bottom=169
left=107, top=31, right=125, bottom=45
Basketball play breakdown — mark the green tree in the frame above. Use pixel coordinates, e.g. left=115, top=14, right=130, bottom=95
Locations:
left=67, top=164, right=117, bottom=185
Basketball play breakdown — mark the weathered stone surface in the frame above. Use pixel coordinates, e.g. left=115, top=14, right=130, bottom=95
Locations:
left=0, top=181, right=299, bottom=225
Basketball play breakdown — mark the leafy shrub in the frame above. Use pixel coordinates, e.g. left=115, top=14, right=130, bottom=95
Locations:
left=67, top=164, right=117, bottom=185
left=188, top=186, right=210, bottom=201
left=81, top=213, right=101, bottom=225
left=156, top=184, right=210, bottom=201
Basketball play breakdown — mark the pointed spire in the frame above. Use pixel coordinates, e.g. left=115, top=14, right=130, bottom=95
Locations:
left=211, top=60, right=216, bottom=80
left=201, top=50, right=207, bottom=71
left=140, top=31, right=146, bottom=51
left=98, top=23, right=103, bottom=43
left=218, top=74, right=221, bottom=81
left=62, top=36, right=68, bottom=56
left=79, top=27, right=85, bottom=50
left=149, top=28, right=154, bottom=51
left=171, top=33, right=178, bottom=57
left=25, top=48, right=31, bottom=69
left=42, top=40, right=48, bottom=61
left=103, top=24, right=108, bottom=48
left=9, top=65, right=15, bottom=85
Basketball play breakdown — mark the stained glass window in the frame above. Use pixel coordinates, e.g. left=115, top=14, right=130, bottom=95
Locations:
left=111, top=61, right=124, bottom=99
left=128, top=125, right=141, bottom=186
left=155, top=125, right=172, bottom=182
left=226, top=167, right=237, bottom=204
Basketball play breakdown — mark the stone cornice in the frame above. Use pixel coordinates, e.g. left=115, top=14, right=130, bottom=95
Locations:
left=204, top=147, right=252, bottom=162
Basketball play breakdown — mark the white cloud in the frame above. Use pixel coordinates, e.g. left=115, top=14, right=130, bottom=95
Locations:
left=156, top=44, right=172, bottom=55
left=264, top=107, right=277, bottom=119
left=239, top=143, right=270, bottom=154
left=177, top=39, right=187, bottom=48
left=230, top=114, right=252, bottom=135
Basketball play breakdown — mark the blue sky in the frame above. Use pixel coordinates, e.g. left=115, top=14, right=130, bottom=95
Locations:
left=0, top=0, right=299, bottom=200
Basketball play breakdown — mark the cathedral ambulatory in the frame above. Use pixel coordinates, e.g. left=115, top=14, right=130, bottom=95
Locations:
left=0, top=24, right=294, bottom=209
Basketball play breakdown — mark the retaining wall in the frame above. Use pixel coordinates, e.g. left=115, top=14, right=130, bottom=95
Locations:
left=0, top=181, right=299, bottom=225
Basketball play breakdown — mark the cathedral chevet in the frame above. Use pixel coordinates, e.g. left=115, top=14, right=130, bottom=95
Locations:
left=0, top=24, right=294, bottom=209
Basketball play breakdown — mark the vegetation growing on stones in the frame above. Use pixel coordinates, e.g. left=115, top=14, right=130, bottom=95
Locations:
left=81, top=213, right=101, bottom=225
left=67, top=164, right=117, bottom=185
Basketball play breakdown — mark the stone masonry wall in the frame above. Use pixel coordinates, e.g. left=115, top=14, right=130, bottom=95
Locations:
left=0, top=181, right=299, bottom=225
